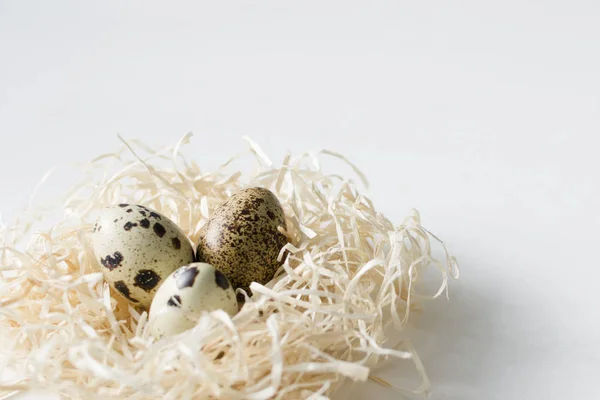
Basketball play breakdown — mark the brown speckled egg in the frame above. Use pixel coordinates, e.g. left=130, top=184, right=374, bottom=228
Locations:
left=196, top=187, right=288, bottom=295
left=91, top=204, right=195, bottom=308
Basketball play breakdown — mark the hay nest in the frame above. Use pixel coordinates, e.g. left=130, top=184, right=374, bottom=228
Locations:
left=0, top=134, right=459, bottom=399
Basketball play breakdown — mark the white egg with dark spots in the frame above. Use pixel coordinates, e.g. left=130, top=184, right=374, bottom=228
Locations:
left=149, top=262, right=238, bottom=337
left=91, top=204, right=195, bottom=308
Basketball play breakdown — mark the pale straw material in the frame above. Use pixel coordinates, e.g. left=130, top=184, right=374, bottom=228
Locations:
left=0, top=134, right=459, bottom=399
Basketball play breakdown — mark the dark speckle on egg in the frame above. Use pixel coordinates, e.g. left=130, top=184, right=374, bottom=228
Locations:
left=153, top=223, right=166, bottom=237
left=167, top=294, right=182, bottom=307
left=175, top=266, right=199, bottom=289
left=100, top=251, right=124, bottom=271
left=171, top=237, right=181, bottom=249
left=138, top=206, right=152, bottom=216
left=214, top=269, right=230, bottom=290
left=149, top=211, right=162, bottom=220
left=114, top=280, right=138, bottom=303
left=119, top=204, right=129, bottom=208
left=124, top=221, right=138, bottom=231
left=140, top=218, right=150, bottom=228
left=133, top=269, right=161, bottom=292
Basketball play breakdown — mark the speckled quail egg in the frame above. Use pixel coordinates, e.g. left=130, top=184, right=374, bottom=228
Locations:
left=148, top=262, right=238, bottom=337
left=196, top=187, right=288, bottom=295
left=91, top=204, right=195, bottom=308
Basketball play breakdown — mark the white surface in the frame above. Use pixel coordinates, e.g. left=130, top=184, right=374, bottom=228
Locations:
left=1, top=1, right=599, bottom=399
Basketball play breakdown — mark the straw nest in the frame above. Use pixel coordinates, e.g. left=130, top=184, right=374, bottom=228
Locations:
left=0, top=134, right=458, bottom=399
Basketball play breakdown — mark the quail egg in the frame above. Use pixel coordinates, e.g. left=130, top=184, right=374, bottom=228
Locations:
left=196, top=187, right=288, bottom=295
left=91, top=204, right=195, bottom=308
left=148, top=262, right=238, bottom=337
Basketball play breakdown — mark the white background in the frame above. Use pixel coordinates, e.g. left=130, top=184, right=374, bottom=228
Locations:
left=1, top=1, right=599, bottom=399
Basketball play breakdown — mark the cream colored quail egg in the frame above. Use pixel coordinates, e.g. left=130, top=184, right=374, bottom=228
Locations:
left=148, top=262, right=237, bottom=337
left=91, top=204, right=195, bottom=308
